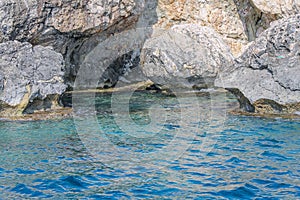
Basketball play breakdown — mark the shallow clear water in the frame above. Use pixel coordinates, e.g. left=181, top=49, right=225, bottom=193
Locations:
left=0, top=91, right=299, bottom=199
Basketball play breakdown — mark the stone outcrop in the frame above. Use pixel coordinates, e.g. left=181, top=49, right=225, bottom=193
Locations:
left=155, top=0, right=248, bottom=56
left=0, top=0, right=143, bottom=75
left=0, top=40, right=67, bottom=116
left=251, top=0, right=300, bottom=17
left=63, top=0, right=158, bottom=87
left=0, top=0, right=289, bottom=58
left=154, top=0, right=283, bottom=56
left=0, top=0, right=147, bottom=117
left=0, top=1, right=299, bottom=118
left=234, top=0, right=278, bottom=41
left=0, top=0, right=148, bottom=88
left=215, top=15, right=300, bottom=114
left=140, top=24, right=234, bottom=89
left=0, top=0, right=141, bottom=41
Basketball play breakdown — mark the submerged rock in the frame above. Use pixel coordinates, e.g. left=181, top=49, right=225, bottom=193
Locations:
left=140, top=24, right=234, bottom=89
left=253, top=99, right=286, bottom=114
left=0, top=41, right=67, bottom=116
left=216, top=15, right=300, bottom=114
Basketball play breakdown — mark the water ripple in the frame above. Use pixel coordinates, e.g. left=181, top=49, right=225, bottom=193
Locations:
left=0, top=92, right=299, bottom=199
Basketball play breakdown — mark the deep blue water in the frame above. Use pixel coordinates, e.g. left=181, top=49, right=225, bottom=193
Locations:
left=0, top=91, right=299, bottom=199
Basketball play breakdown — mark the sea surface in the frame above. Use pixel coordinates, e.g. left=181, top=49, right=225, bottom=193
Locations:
left=0, top=91, right=299, bottom=199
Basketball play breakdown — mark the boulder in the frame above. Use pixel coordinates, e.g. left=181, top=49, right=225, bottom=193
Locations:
left=155, top=0, right=282, bottom=56
left=155, top=0, right=249, bottom=56
left=140, top=24, right=234, bottom=89
left=0, top=40, right=67, bottom=116
left=251, top=0, right=300, bottom=17
left=215, top=15, right=300, bottom=113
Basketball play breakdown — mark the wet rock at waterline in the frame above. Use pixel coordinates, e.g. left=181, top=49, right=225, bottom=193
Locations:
left=216, top=15, right=300, bottom=114
left=0, top=41, right=67, bottom=116
left=1, top=1, right=299, bottom=118
left=225, top=88, right=255, bottom=113
left=98, top=50, right=148, bottom=88
left=140, top=24, right=234, bottom=89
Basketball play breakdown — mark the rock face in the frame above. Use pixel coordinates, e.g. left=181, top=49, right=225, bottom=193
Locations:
left=0, top=0, right=149, bottom=89
left=155, top=0, right=282, bottom=56
left=155, top=0, right=247, bottom=56
left=0, top=0, right=143, bottom=69
left=0, top=0, right=287, bottom=58
left=251, top=0, right=300, bottom=17
left=215, top=15, right=300, bottom=112
left=0, top=41, right=67, bottom=116
left=0, top=0, right=147, bottom=117
left=0, top=1, right=299, bottom=117
left=64, top=0, right=158, bottom=87
left=0, top=0, right=140, bottom=41
left=140, top=24, right=234, bottom=89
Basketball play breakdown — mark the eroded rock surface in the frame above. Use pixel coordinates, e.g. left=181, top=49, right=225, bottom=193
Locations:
left=0, top=0, right=143, bottom=65
left=140, top=24, right=234, bottom=89
left=215, top=15, right=300, bottom=112
left=155, top=0, right=282, bottom=56
left=64, top=0, right=158, bottom=87
left=251, top=0, right=300, bottom=17
left=0, top=0, right=141, bottom=40
left=0, top=41, right=67, bottom=116
left=155, top=0, right=247, bottom=56
left=0, top=1, right=299, bottom=118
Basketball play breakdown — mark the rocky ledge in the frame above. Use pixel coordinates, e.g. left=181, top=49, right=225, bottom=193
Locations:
left=0, top=1, right=299, bottom=119
left=215, top=14, right=300, bottom=116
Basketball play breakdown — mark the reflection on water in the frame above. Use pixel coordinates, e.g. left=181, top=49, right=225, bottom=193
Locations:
left=0, top=91, right=299, bottom=199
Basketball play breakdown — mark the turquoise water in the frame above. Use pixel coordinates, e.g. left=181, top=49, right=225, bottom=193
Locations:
left=0, top=92, right=299, bottom=199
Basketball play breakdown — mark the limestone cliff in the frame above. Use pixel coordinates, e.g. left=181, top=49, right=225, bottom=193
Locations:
left=0, top=0, right=299, bottom=117
left=0, top=0, right=143, bottom=115
left=155, top=0, right=277, bottom=56
left=215, top=14, right=300, bottom=114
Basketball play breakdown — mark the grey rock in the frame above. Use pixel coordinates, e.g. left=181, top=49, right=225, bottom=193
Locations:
left=0, top=0, right=143, bottom=82
left=0, top=0, right=141, bottom=42
left=0, top=0, right=157, bottom=90
left=75, top=28, right=153, bottom=90
left=226, top=88, right=255, bottom=112
left=155, top=0, right=283, bottom=56
left=64, top=0, right=158, bottom=87
left=0, top=40, right=67, bottom=115
left=215, top=15, right=300, bottom=107
left=98, top=50, right=148, bottom=88
left=251, top=0, right=300, bottom=17
left=294, top=111, right=300, bottom=116
left=140, top=24, right=234, bottom=89
left=233, top=0, right=279, bottom=41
